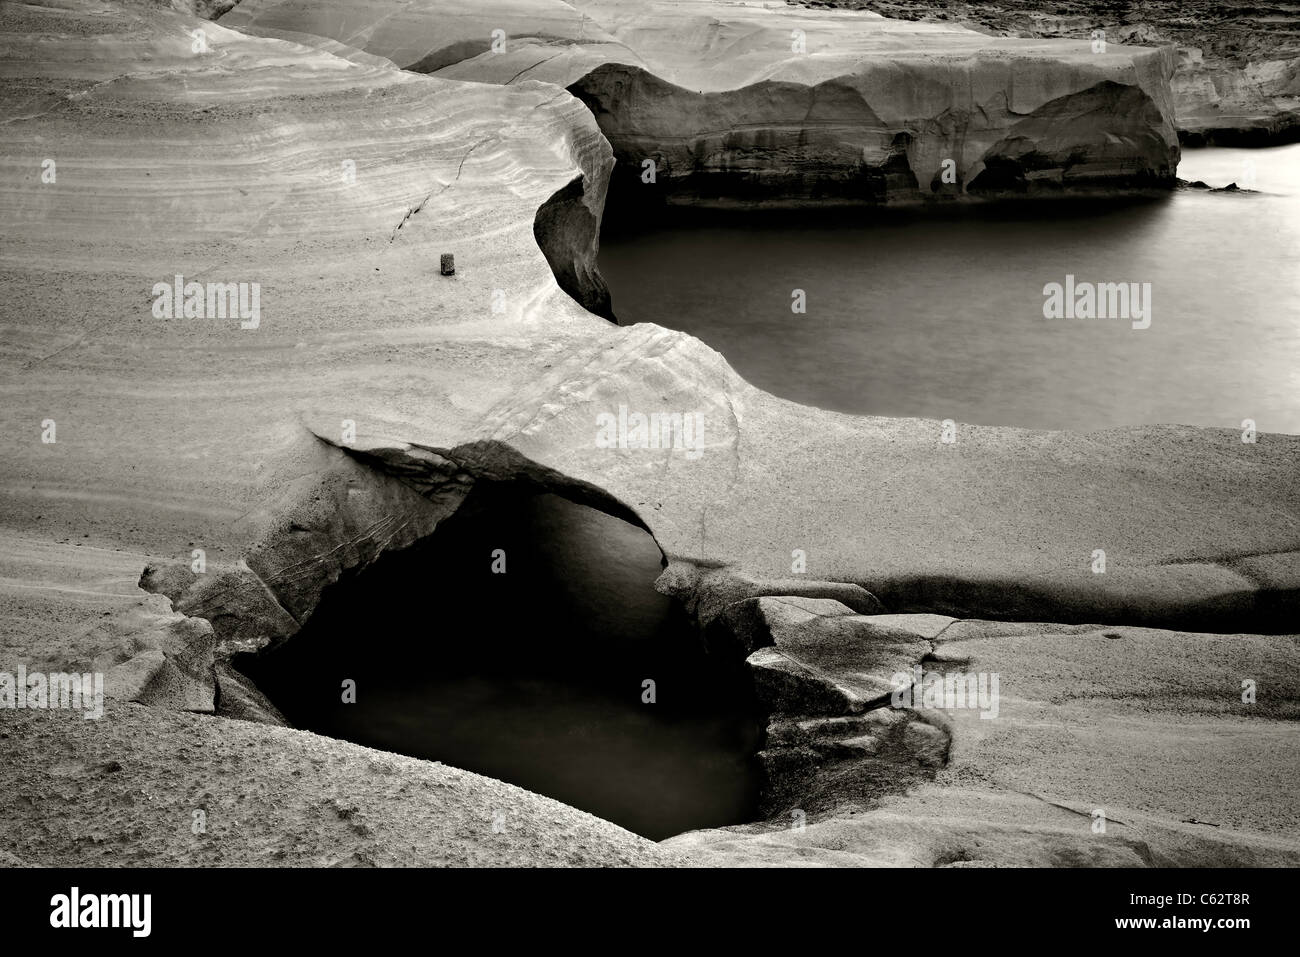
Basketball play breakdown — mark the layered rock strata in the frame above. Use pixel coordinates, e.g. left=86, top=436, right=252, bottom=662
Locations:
left=221, top=0, right=1182, bottom=202
left=805, top=0, right=1300, bottom=146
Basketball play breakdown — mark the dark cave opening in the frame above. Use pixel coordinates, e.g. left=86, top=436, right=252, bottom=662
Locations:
left=235, top=481, right=764, bottom=841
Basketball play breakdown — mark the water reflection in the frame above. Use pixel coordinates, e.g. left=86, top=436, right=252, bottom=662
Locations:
left=600, top=145, right=1300, bottom=433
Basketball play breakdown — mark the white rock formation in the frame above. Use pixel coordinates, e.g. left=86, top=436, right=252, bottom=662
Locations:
left=222, top=0, right=1182, bottom=201
left=1, top=0, right=1295, bottom=867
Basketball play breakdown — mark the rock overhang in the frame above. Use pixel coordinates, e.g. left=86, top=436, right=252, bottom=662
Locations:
left=220, top=0, right=1182, bottom=201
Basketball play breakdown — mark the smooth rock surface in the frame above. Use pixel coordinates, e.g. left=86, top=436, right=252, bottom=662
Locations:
left=223, top=0, right=1182, bottom=200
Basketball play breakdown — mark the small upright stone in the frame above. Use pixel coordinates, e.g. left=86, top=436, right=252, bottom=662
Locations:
left=440, top=253, right=455, bottom=276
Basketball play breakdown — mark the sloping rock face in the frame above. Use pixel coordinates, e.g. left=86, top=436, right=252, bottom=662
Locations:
left=222, top=0, right=1181, bottom=202
left=0, top=701, right=678, bottom=867
left=1174, top=54, right=1300, bottom=146
left=813, top=0, right=1300, bottom=145
left=667, top=605, right=1300, bottom=867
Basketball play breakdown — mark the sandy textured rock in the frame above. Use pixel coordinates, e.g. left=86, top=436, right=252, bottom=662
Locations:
left=667, top=565, right=886, bottom=635
left=0, top=539, right=217, bottom=714
left=668, top=613, right=1300, bottom=866
left=223, top=0, right=1181, bottom=201
left=1174, top=47, right=1300, bottom=145
left=744, top=601, right=948, bottom=712
left=0, top=703, right=678, bottom=867
left=709, top=603, right=955, bottom=817
left=143, top=561, right=299, bottom=657
left=808, top=0, right=1300, bottom=145
left=665, top=785, right=1300, bottom=866
left=93, top=599, right=217, bottom=712
left=0, top=538, right=667, bottom=865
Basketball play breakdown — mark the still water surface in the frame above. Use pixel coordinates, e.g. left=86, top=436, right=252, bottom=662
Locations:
left=599, top=145, right=1300, bottom=433
left=240, top=485, right=761, bottom=841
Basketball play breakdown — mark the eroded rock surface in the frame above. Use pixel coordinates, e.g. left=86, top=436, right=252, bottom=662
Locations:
left=0, top=537, right=669, bottom=865
left=667, top=609, right=1300, bottom=866
left=0, top=702, right=675, bottom=866
left=222, top=0, right=1181, bottom=202
left=807, top=0, right=1300, bottom=144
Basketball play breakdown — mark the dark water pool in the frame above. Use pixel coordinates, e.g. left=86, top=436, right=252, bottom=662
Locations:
left=598, top=145, right=1300, bottom=433
left=238, top=483, right=762, bottom=841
